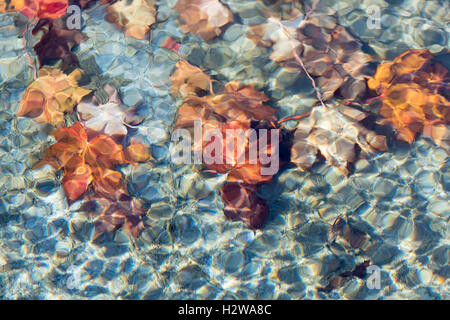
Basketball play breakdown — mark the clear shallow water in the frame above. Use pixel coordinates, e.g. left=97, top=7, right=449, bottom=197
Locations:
left=0, top=0, right=449, bottom=299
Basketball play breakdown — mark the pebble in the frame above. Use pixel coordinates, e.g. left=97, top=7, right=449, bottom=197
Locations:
left=223, top=24, right=246, bottom=42
left=371, top=177, right=396, bottom=198
left=55, top=241, right=72, bottom=258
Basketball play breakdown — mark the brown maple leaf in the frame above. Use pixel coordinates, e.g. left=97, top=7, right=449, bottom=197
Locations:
left=173, top=113, right=279, bottom=229
left=174, top=0, right=233, bottom=40
left=210, top=81, right=277, bottom=122
left=17, top=66, right=91, bottom=126
left=32, top=17, right=87, bottom=69
left=105, top=0, right=157, bottom=40
left=248, top=9, right=370, bottom=100
left=173, top=102, right=214, bottom=129
left=368, top=49, right=449, bottom=151
left=172, top=78, right=279, bottom=184
left=173, top=80, right=277, bottom=130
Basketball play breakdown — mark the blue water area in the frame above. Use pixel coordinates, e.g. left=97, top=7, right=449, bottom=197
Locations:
left=0, top=0, right=448, bottom=299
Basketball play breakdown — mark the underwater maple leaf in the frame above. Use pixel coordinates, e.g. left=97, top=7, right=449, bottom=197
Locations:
left=77, top=84, right=144, bottom=137
left=183, top=80, right=277, bottom=123
left=214, top=122, right=278, bottom=228
left=32, top=17, right=87, bottom=69
left=196, top=119, right=278, bottom=184
left=35, top=122, right=125, bottom=201
left=170, top=60, right=212, bottom=99
left=367, top=49, right=434, bottom=93
left=210, top=81, right=277, bottom=122
left=1, top=0, right=68, bottom=20
left=221, top=181, right=269, bottom=229
left=174, top=0, right=233, bottom=40
left=105, top=0, right=157, bottom=40
left=368, top=49, right=449, bottom=151
left=0, top=0, right=24, bottom=13
left=173, top=102, right=214, bottom=129
left=171, top=74, right=279, bottom=228
left=35, top=122, right=151, bottom=201
left=172, top=78, right=279, bottom=184
left=291, top=104, right=388, bottom=175
left=17, top=66, right=91, bottom=126
left=174, top=80, right=277, bottom=130
left=248, top=9, right=370, bottom=100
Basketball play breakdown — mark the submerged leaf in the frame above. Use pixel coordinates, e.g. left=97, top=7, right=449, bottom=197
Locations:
left=1, top=0, right=68, bottom=20
left=32, top=17, right=87, bottom=69
left=105, top=0, right=157, bottom=40
left=170, top=60, right=212, bottom=99
left=174, top=0, right=233, bottom=40
left=35, top=123, right=122, bottom=201
left=183, top=80, right=277, bottom=123
left=170, top=68, right=278, bottom=229
left=62, top=155, right=93, bottom=201
left=248, top=9, right=370, bottom=100
left=173, top=80, right=277, bottom=130
left=77, top=84, right=143, bottom=137
left=17, top=67, right=91, bottom=126
left=330, top=217, right=369, bottom=249
left=209, top=81, right=276, bottom=122
left=221, top=181, right=269, bottom=229
left=291, top=104, right=388, bottom=175
left=368, top=49, right=449, bottom=151
left=197, top=119, right=278, bottom=184
left=35, top=123, right=151, bottom=202
left=174, top=102, right=214, bottom=129
left=172, top=78, right=279, bottom=184
left=318, top=260, right=371, bottom=293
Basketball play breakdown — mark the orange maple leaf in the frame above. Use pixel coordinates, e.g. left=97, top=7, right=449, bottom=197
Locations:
left=35, top=122, right=152, bottom=202
left=198, top=120, right=278, bottom=184
left=17, top=67, right=91, bottom=126
left=368, top=49, right=449, bottom=151
left=1, top=0, right=68, bottom=20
